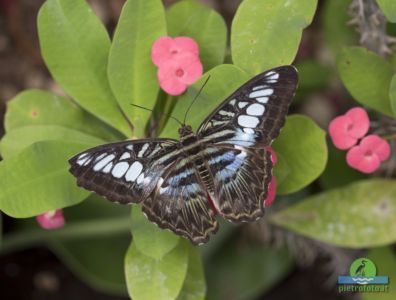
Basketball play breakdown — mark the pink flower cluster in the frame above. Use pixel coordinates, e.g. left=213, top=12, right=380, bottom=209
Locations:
left=151, top=37, right=203, bottom=96
left=36, top=209, right=65, bottom=230
left=264, top=147, right=277, bottom=206
left=329, top=107, right=390, bottom=173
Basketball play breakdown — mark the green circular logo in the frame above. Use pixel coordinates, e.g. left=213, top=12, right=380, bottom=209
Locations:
left=350, top=258, right=376, bottom=277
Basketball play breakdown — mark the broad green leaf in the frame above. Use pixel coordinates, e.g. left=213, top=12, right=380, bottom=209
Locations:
left=273, top=115, right=328, bottom=195
left=51, top=236, right=129, bottom=295
left=5, top=90, right=123, bottom=141
left=322, top=0, right=358, bottom=55
left=363, top=247, right=396, bottom=300
left=131, top=206, right=179, bottom=260
left=377, top=0, right=396, bottom=22
left=319, top=143, right=366, bottom=189
left=0, top=141, right=91, bottom=217
left=271, top=179, right=396, bottom=248
left=389, top=73, right=396, bottom=116
left=337, top=47, right=394, bottom=116
left=176, top=247, right=206, bottom=300
left=0, top=125, right=104, bottom=159
left=166, top=0, right=227, bottom=71
left=38, top=0, right=130, bottom=136
left=108, top=0, right=166, bottom=138
left=295, top=61, right=331, bottom=92
left=1, top=196, right=131, bottom=254
left=125, top=240, right=189, bottom=300
left=206, top=236, right=293, bottom=300
left=161, top=64, right=249, bottom=139
left=231, top=0, right=317, bottom=74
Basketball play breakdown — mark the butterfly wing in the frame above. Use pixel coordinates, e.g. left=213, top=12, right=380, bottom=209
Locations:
left=197, top=66, right=298, bottom=222
left=142, top=156, right=218, bottom=245
left=69, top=139, right=218, bottom=244
left=69, top=139, right=179, bottom=204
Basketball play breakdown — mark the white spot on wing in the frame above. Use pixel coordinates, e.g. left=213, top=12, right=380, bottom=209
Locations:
left=112, top=162, right=129, bottom=178
left=138, top=143, right=149, bottom=158
left=125, top=161, right=143, bottom=182
left=238, top=102, right=249, bottom=109
left=126, top=145, right=133, bottom=150
left=253, top=85, right=265, bottom=91
left=243, top=128, right=255, bottom=134
left=238, top=115, right=259, bottom=128
left=77, top=155, right=90, bottom=166
left=120, top=152, right=131, bottom=160
left=256, top=97, right=269, bottom=103
left=102, top=162, right=113, bottom=173
left=249, top=89, right=273, bottom=98
left=136, top=173, right=145, bottom=184
left=266, top=71, right=276, bottom=77
left=93, top=154, right=115, bottom=171
left=246, top=103, right=265, bottom=116
left=219, top=110, right=234, bottom=117
left=267, top=72, right=279, bottom=80
left=229, top=99, right=236, bottom=105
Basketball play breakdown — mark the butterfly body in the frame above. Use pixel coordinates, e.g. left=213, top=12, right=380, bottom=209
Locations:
left=69, top=66, right=298, bottom=244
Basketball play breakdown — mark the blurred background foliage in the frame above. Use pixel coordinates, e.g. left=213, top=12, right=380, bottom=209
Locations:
left=0, top=0, right=395, bottom=300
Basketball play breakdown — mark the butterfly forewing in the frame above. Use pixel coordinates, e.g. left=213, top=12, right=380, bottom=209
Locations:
left=198, top=66, right=298, bottom=147
left=69, top=139, right=179, bottom=204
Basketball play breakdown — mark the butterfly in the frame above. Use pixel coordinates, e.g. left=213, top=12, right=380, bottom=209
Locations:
left=69, top=66, right=298, bottom=245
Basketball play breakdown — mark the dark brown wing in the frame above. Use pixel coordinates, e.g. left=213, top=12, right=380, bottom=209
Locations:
left=142, top=156, right=218, bottom=245
left=69, top=139, right=179, bottom=204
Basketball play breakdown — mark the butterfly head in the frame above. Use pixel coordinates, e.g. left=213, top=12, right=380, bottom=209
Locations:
left=178, top=125, right=193, bottom=138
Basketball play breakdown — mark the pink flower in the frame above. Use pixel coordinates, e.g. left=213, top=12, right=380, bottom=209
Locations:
left=346, top=135, right=391, bottom=173
left=36, top=209, right=65, bottom=230
left=157, top=53, right=203, bottom=96
left=329, top=107, right=370, bottom=150
left=264, top=177, right=277, bottom=206
left=151, top=36, right=203, bottom=96
left=264, top=147, right=277, bottom=206
left=151, top=36, right=199, bottom=67
left=267, top=147, right=278, bottom=165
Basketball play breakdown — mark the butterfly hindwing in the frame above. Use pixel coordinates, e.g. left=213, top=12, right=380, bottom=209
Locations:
left=69, top=139, right=179, bottom=204
left=142, top=156, right=218, bottom=245
left=205, top=145, right=272, bottom=222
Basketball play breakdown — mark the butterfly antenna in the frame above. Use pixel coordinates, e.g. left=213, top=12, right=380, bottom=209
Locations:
left=129, top=103, right=183, bottom=126
left=183, top=75, right=211, bottom=125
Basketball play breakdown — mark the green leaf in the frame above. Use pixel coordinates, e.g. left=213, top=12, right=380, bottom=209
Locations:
left=176, top=247, right=206, bottom=300
left=38, top=0, right=130, bottom=136
left=0, top=125, right=104, bottom=159
left=5, top=90, right=122, bottom=141
left=108, top=0, right=166, bottom=138
left=166, top=0, right=227, bottom=71
left=206, top=237, right=293, bottom=300
left=322, top=0, right=358, bottom=55
left=270, top=179, right=396, bottom=248
left=161, top=64, right=249, bottom=139
left=273, top=115, right=328, bottom=195
left=1, top=196, right=131, bottom=254
left=377, top=0, right=396, bottom=23
left=319, top=143, right=366, bottom=190
left=131, top=206, right=179, bottom=260
left=125, top=240, right=189, bottom=300
left=0, top=141, right=91, bottom=217
left=231, top=0, right=317, bottom=74
left=389, top=73, right=396, bottom=116
left=363, top=247, right=396, bottom=300
left=51, top=236, right=129, bottom=295
left=337, top=47, right=394, bottom=116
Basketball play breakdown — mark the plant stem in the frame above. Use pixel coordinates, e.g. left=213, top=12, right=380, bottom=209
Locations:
left=0, top=217, right=131, bottom=255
